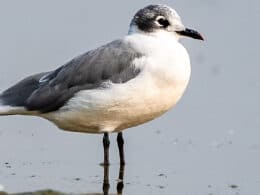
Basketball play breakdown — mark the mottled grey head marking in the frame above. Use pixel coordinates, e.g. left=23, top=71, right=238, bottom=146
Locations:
left=130, top=4, right=185, bottom=33
left=129, top=4, right=204, bottom=41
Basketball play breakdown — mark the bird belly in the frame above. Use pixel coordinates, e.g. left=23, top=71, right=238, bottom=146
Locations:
left=43, top=72, right=190, bottom=134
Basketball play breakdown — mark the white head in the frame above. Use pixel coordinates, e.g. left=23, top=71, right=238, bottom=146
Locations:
left=129, top=4, right=204, bottom=41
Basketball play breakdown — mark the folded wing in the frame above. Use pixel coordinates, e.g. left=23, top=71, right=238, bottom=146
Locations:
left=0, top=40, right=142, bottom=113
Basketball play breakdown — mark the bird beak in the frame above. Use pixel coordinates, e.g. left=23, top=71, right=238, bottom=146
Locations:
left=176, top=28, right=204, bottom=41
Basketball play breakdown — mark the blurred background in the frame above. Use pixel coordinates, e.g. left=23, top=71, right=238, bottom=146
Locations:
left=0, top=0, right=259, bottom=194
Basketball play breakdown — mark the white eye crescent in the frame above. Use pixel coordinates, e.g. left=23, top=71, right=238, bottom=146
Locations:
left=155, top=16, right=170, bottom=28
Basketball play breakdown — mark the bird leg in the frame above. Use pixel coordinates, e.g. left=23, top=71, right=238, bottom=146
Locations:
left=102, top=133, right=110, bottom=166
left=117, top=132, right=125, bottom=165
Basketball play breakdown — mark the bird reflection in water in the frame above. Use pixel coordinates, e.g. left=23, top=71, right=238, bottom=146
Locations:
left=103, top=164, right=125, bottom=195
left=4, top=164, right=125, bottom=195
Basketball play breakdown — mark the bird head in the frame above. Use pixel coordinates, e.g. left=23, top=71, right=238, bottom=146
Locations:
left=129, top=4, right=204, bottom=41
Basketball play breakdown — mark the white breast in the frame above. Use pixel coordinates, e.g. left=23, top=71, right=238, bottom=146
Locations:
left=43, top=32, right=191, bottom=133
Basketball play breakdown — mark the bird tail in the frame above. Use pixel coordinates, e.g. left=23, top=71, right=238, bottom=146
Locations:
left=0, top=72, right=48, bottom=116
left=0, top=100, right=26, bottom=116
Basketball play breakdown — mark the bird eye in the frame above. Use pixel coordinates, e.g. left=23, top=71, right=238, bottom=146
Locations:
left=157, top=17, right=170, bottom=28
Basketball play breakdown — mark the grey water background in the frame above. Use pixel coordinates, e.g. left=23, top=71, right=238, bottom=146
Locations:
left=0, top=0, right=259, bottom=194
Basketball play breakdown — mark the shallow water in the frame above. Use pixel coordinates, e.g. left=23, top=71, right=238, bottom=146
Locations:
left=0, top=0, right=260, bottom=194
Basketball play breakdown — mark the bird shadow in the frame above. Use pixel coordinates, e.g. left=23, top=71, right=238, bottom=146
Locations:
left=1, top=164, right=125, bottom=195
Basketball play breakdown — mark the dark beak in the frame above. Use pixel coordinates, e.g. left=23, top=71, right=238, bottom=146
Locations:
left=176, top=28, right=204, bottom=41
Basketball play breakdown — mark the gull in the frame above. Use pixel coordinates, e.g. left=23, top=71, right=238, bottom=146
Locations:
left=0, top=4, right=203, bottom=165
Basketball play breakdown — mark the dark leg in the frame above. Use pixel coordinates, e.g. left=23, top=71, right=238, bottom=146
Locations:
left=102, top=133, right=110, bottom=166
left=116, top=164, right=125, bottom=194
left=117, top=132, right=125, bottom=165
left=103, top=165, right=110, bottom=195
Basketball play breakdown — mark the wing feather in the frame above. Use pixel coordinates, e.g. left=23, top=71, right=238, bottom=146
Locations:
left=0, top=40, right=143, bottom=113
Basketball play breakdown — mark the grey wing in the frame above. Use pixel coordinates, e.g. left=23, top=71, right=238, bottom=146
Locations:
left=0, top=40, right=142, bottom=113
